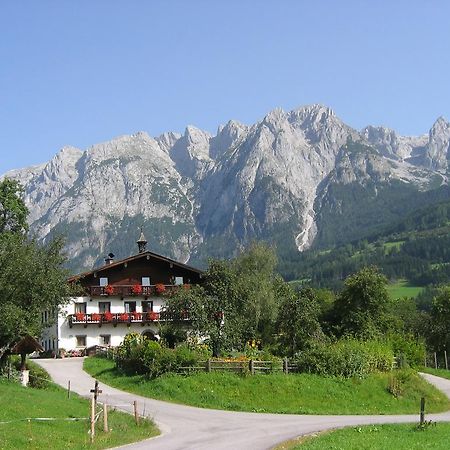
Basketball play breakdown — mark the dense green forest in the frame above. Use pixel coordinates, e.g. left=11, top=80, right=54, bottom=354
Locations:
left=279, top=196, right=450, bottom=290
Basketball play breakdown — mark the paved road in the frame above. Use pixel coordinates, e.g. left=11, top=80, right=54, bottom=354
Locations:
left=35, top=359, right=450, bottom=450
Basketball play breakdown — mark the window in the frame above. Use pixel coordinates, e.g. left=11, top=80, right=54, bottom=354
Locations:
left=74, top=303, right=87, bottom=314
left=99, top=302, right=111, bottom=313
left=100, top=335, right=111, bottom=346
left=174, top=276, right=183, bottom=286
left=124, top=301, right=136, bottom=313
left=142, top=277, right=151, bottom=286
left=76, top=335, right=86, bottom=347
left=99, top=277, right=108, bottom=287
left=142, top=301, right=153, bottom=313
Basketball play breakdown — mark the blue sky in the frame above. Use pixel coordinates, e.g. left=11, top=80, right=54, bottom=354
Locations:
left=1, top=1, right=449, bottom=173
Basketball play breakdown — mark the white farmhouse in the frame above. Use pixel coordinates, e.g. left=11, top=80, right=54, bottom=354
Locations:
left=41, top=232, right=203, bottom=353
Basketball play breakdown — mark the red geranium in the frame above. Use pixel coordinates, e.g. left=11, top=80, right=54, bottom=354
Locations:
left=104, top=285, right=114, bottom=295
left=120, top=313, right=129, bottom=322
left=91, top=313, right=101, bottom=322
left=131, top=284, right=142, bottom=295
left=148, top=311, right=159, bottom=321
left=132, top=311, right=141, bottom=320
left=103, top=311, right=113, bottom=322
left=155, top=283, right=166, bottom=295
left=75, top=312, right=85, bottom=321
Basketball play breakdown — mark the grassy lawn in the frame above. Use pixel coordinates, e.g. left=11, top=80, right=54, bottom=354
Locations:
left=0, top=378, right=159, bottom=450
left=84, top=357, right=450, bottom=415
left=282, top=423, right=450, bottom=449
left=421, top=368, right=450, bottom=380
left=387, top=279, right=424, bottom=299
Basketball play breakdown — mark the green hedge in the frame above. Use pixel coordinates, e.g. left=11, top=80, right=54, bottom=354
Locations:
left=295, top=339, right=394, bottom=378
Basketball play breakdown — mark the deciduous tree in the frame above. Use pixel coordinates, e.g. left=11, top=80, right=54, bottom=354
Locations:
left=0, top=178, right=28, bottom=235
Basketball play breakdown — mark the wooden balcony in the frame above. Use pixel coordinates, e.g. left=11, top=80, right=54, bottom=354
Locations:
left=89, top=284, right=181, bottom=298
left=68, top=311, right=189, bottom=327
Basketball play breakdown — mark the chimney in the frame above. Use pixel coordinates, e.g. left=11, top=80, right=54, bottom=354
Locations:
left=105, top=252, right=115, bottom=265
left=137, top=228, right=147, bottom=254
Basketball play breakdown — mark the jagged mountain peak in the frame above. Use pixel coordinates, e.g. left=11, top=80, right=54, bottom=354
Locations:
left=289, top=104, right=336, bottom=124
left=184, top=125, right=212, bottom=142
left=155, top=131, right=182, bottom=153
left=211, top=120, right=248, bottom=160
left=430, top=116, right=450, bottom=134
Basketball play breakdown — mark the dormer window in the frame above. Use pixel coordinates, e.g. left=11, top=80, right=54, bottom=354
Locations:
left=99, top=277, right=108, bottom=287
left=175, top=276, right=183, bottom=286
left=142, top=277, right=151, bottom=286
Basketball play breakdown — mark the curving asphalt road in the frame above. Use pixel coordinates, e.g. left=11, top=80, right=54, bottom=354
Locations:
left=35, top=358, right=450, bottom=450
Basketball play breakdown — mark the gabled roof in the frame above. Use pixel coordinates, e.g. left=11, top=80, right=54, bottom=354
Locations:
left=11, top=335, right=44, bottom=354
left=68, top=250, right=203, bottom=282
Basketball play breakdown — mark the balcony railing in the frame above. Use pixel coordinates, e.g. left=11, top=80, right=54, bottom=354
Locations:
left=68, top=311, right=189, bottom=327
left=89, top=284, right=181, bottom=297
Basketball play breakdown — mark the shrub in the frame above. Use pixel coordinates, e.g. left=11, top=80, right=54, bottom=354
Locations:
left=10, top=356, right=52, bottom=389
left=115, top=333, right=213, bottom=378
left=387, top=333, right=426, bottom=368
left=295, top=338, right=394, bottom=378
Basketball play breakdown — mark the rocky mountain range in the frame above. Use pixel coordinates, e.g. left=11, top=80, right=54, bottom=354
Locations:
left=3, top=104, right=450, bottom=274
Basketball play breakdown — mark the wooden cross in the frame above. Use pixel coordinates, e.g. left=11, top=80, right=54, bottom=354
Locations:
left=90, top=380, right=102, bottom=405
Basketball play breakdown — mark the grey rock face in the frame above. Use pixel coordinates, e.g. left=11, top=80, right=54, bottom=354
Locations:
left=2, top=106, right=448, bottom=272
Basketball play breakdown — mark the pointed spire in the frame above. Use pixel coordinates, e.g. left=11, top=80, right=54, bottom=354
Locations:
left=137, top=227, right=147, bottom=253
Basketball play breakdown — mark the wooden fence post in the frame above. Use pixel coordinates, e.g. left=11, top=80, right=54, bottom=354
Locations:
left=434, top=352, right=438, bottom=369
left=133, top=400, right=139, bottom=425
left=249, top=359, right=255, bottom=375
left=207, top=359, right=211, bottom=373
left=445, top=350, right=448, bottom=371
left=90, top=395, right=95, bottom=442
left=67, top=380, right=71, bottom=399
left=283, top=357, right=288, bottom=374
left=420, top=397, right=425, bottom=425
left=103, top=402, right=109, bottom=432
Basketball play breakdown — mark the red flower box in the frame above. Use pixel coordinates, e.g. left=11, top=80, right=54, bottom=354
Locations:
left=104, top=285, right=114, bottom=295
left=120, top=313, right=129, bottom=322
left=155, top=283, right=166, bottom=295
left=147, top=311, right=159, bottom=321
left=103, top=311, right=113, bottom=322
left=131, top=284, right=142, bottom=295
left=75, top=312, right=85, bottom=321
left=91, top=313, right=101, bottom=322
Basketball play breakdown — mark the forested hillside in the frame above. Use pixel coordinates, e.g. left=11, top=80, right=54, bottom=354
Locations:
left=280, top=196, right=450, bottom=289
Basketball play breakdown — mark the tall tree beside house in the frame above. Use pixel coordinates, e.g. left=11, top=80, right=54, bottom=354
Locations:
left=0, top=179, right=73, bottom=364
left=162, top=242, right=283, bottom=355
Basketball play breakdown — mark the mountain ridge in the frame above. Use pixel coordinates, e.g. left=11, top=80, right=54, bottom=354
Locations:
left=2, top=104, right=449, bottom=274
